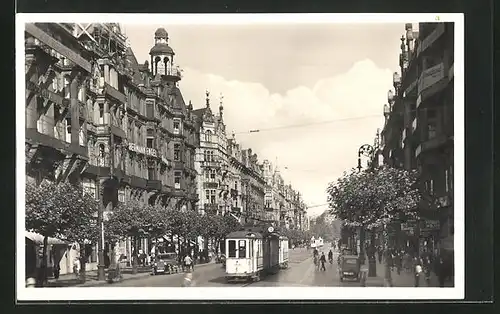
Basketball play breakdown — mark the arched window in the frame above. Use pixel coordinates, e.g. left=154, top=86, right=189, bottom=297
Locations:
left=204, top=130, right=212, bottom=142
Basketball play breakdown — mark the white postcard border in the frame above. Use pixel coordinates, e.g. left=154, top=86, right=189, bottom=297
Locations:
left=16, top=13, right=465, bottom=301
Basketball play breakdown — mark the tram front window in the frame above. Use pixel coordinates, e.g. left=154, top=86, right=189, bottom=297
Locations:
left=238, top=240, right=247, bottom=258
left=228, top=240, right=237, bottom=257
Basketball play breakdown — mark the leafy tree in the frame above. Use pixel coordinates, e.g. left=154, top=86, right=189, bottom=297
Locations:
left=25, top=181, right=99, bottom=286
left=326, top=165, right=421, bottom=283
left=326, top=166, right=421, bottom=231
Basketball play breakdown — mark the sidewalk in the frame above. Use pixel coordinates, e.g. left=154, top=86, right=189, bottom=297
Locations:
left=46, top=260, right=218, bottom=287
left=46, top=266, right=152, bottom=287
left=363, top=259, right=453, bottom=287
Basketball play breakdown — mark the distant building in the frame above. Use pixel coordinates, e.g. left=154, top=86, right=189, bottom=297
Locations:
left=261, top=160, right=307, bottom=230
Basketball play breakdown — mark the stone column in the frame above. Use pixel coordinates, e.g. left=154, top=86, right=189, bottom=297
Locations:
left=104, top=64, right=110, bottom=85
left=26, top=59, right=38, bottom=130
left=103, top=101, right=110, bottom=125
left=70, top=75, right=80, bottom=146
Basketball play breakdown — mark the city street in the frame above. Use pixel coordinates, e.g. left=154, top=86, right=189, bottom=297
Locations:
left=86, top=247, right=368, bottom=287
left=82, top=246, right=448, bottom=288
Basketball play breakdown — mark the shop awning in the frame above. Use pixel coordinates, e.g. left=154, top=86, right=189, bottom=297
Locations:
left=25, top=231, right=68, bottom=245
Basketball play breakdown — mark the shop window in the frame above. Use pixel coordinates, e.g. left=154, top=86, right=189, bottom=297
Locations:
left=238, top=240, right=247, bottom=259
left=228, top=240, right=236, bottom=258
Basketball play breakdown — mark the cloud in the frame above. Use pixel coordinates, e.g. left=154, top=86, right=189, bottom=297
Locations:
left=179, top=59, right=392, bottom=216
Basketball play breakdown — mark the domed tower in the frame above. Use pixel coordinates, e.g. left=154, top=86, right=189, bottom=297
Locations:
left=149, top=28, right=180, bottom=82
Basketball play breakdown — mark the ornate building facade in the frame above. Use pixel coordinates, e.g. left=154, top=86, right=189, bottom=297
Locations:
left=381, top=22, right=454, bottom=258
left=24, top=23, right=198, bottom=270
left=193, top=92, right=230, bottom=216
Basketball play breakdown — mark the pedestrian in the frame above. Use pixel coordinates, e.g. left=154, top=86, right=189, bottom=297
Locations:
left=414, top=257, right=423, bottom=287
left=73, top=256, right=81, bottom=279
left=184, top=253, right=193, bottom=272
left=53, top=262, right=60, bottom=280
left=319, top=252, right=326, bottom=271
left=377, top=247, right=383, bottom=264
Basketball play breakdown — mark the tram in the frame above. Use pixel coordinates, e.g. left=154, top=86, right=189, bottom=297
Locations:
left=224, top=225, right=288, bottom=282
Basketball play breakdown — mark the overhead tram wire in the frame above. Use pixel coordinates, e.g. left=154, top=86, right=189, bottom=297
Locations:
left=234, top=114, right=381, bottom=135
left=234, top=106, right=444, bottom=135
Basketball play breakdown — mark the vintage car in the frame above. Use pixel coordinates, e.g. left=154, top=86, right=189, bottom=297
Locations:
left=339, top=255, right=361, bottom=282
left=152, top=252, right=178, bottom=275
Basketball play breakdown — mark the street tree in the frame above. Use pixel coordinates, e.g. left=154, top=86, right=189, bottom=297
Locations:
left=326, top=166, right=421, bottom=284
left=25, top=180, right=99, bottom=286
left=105, top=199, right=150, bottom=273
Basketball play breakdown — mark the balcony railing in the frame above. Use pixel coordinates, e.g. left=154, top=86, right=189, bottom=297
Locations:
left=415, top=134, right=449, bottom=158
left=417, top=23, right=445, bottom=56
left=104, top=83, right=127, bottom=104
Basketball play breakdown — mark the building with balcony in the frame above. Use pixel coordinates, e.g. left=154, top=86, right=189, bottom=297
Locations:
left=380, top=22, right=454, bottom=259
left=192, top=91, right=231, bottom=216
left=25, top=24, right=198, bottom=270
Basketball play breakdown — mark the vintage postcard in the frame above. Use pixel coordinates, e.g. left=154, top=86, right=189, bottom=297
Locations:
left=16, top=13, right=464, bottom=301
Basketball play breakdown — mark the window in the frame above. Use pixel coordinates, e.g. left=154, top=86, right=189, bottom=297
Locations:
left=428, top=179, right=434, bottom=195
left=210, top=169, right=216, bottom=180
left=146, top=102, right=154, bottom=119
left=79, top=128, right=86, bottom=146
left=98, top=144, right=106, bottom=166
left=204, top=130, right=212, bottom=142
left=204, top=150, right=209, bottom=161
left=173, top=119, right=181, bottom=134
left=174, top=144, right=180, bottom=161
left=147, top=138, right=154, bottom=148
left=238, top=240, right=247, bottom=259
left=82, top=178, right=97, bottom=199
left=205, top=189, right=210, bottom=201
left=427, top=122, right=437, bottom=140
left=99, top=103, right=104, bottom=124
left=205, top=169, right=210, bottom=179
left=174, top=171, right=181, bottom=189
left=228, top=240, right=237, bottom=258
left=65, top=118, right=72, bottom=143
left=118, top=188, right=125, bottom=203
left=209, top=189, right=216, bottom=204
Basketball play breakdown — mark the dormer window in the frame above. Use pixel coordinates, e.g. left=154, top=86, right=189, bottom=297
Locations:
left=173, top=118, right=181, bottom=134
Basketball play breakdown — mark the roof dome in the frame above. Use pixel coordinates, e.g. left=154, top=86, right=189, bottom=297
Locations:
left=149, top=43, right=175, bottom=55
left=154, top=28, right=168, bottom=38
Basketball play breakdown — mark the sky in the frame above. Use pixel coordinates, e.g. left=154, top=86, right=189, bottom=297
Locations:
left=121, top=22, right=405, bottom=217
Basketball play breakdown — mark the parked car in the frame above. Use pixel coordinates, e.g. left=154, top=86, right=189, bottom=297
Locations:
left=152, top=252, right=178, bottom=275
left=339, top=255, right=361, bottom=282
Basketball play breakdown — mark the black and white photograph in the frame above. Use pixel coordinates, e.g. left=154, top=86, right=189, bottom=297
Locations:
left=16, top=13, right=464, bottom=300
